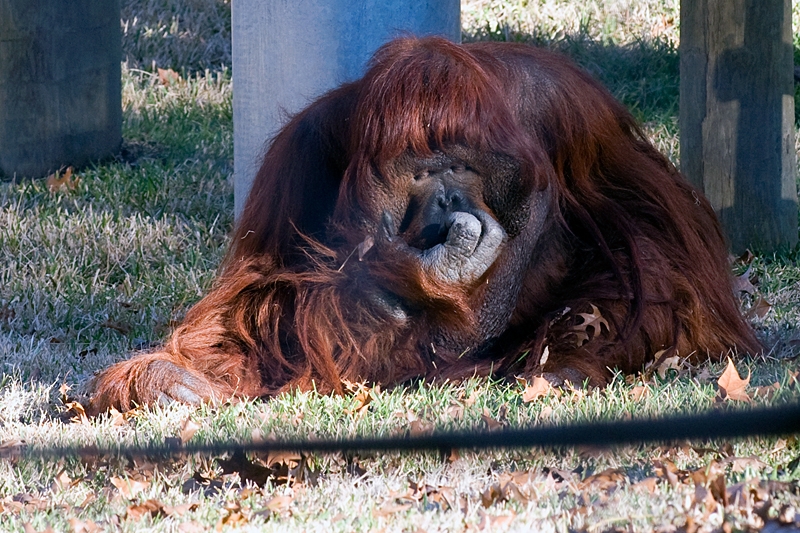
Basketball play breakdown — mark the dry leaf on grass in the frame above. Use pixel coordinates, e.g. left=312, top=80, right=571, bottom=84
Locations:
left=481, top=473, right=532, bottom=508
left=732, top=266, right=757, bottom=294
left=264, top=495, right=293, bottom=513
left=110, top=477, right=150, bottom=499
left=477, top=508, right=516, bottom=530
left=162, top=502, right=199, bottom=517
left=408, top=418, right=434, bottom=436
left=719, top=455, right=767, bottom=473
left=481, top=408, right=505, bottom=431
left=342, top=381, right=376, bottom=416
left=157, top=68, right=182, bottom=86
left=632, top=477, right=659, bottom=493
left=46, top=167, right=80, bottom=192
left=126, top=499, right=166, bottom=520
left=180, top=418, right=201, bottom=443
left=461, top=389, right=479, bottom=406
left=61, top=401, right=90, bottom=424
left=216, top=502, right=248, bottom=530
left=522, top=376, right=552, bottom=403
left=754, top=382, right=781, bottom=401
left=630, top=384, right=649, bottom=401
left=68, top=518, right=102, bottom=533
left=645, top=348, right=684, bottom=380
left=746, top=296, right=772, bottom=319
left=52, top=470, right=80, bottom=491
left=717, top=357, right=751, bottom=402
left=406, top=480, right=457, bottom=511
left=579, top=468, right=626, bottom=491
left=372, top=502, right=412, bottom=518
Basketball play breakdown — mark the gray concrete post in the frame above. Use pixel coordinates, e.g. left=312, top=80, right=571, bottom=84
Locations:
left=232, top=0, right=461, bottom=219
left=0, top=0, right=121, bottom=179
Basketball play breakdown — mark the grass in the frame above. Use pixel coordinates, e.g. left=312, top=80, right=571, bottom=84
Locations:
left=0, top=0, right=798, bottom=531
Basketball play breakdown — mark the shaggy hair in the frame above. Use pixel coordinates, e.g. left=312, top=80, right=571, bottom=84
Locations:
left=88, top=37, right=760, bottom=413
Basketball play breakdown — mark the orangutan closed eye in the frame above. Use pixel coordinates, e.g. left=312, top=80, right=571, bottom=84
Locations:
left=87, top=37, right=761, bottom=413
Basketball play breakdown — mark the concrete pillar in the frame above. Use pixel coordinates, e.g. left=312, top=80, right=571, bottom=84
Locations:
left=0, top=0, right=122, bottom=179
left=679, top=0, right=797, bottom=253
left=232, top=0, right=461, bottom=218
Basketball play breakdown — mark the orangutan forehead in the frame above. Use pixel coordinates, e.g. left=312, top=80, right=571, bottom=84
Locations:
left=386, top=146, right=521, bottom=176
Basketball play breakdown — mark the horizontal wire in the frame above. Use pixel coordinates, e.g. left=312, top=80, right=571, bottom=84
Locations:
left=4, top=402, right=799, bottom=460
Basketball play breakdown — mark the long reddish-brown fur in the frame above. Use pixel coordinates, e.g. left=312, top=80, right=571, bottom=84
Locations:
left=88, top=37, right=761, bottom=413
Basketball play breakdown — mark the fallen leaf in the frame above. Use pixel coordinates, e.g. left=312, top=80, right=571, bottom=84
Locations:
left=445, top=404, right=464, bottom=420
left=579, top=468, right=626, bottom=491
left=481, top=484, right=503, bottom=507
left=58, top=383, right=71, bottom=398
left=732, top=266, right=756, bottom=294
left=342, top=381, right=374, bottom=416
left=746, top=296, right=772, bottom=319
left=777, top=505, right=797, bottom=524
left=695, top=367, right=715, bottom=382
left=264, top=495, right=293, bottom=513
left=180, top=418, right=200, bottom=443
left=481, top=408, right=505, bottom=431
left=690, top=461, right=727, bottom=506
left=157, top=68, right=182, bottom=86
left=477, top=508, right=516, bottom=530
left=653, top=460, right=682, bottom=487
left=644, top=347, right=684, bottom=380
left=107, top=407, right=132, bottom=426
left=46, top=167, right=80, bottom=192
left=78, top=493, right=96, bottom=509
left=409, top=418, right=434, bottom=436
left=539, top=345, right=550, bottom=366
left=754, top=382, right=780, bottom=401
left=68, top=518, right=102, bottom=533
left=719, top=455, right=767, bottom=473
left=216, top=501, right=248, bottom=530
left=161, top=502, right=200, bottom=516
left=632, top=477, right=659, bottom=493
left=26, top=524, right=56, bottom=533
left=717, top=358, right=751, bottom=402
left=630, top=385, right=649, bottom=401
left=462, top=389, right=479, bottom=406
left=62, top=401, right=89, bottom=424
left=52, top=470, right=73, bottom=491
left=372, top=502, right=412, bottom=518
left=126, top=499, right=165, bottom=520
left=110, top=477, right=150, bottom=499
left=522, top=376, right=552, bottom=403
left=571, top=304, right=610, bottom=346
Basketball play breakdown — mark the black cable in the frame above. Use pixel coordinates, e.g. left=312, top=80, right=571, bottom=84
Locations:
left=5, top=402, right=800, bottom=460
